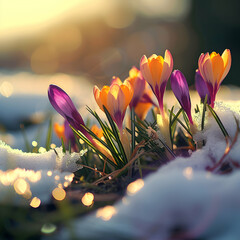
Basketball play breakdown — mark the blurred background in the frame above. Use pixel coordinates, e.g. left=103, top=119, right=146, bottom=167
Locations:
left=0, top=0, right=239, bottom=149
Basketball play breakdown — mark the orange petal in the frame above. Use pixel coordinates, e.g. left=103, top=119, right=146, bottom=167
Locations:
left=140, top=55, right=154, bottom=87
left=148, top=56, right=164, bottom=85
left=100, top=86, right=110, bottom=111
left=120, top=83, right=133, bottom=110
left=160, top=50, right=173, bottom=83
left=134, top=102, right=152, bottom=120
left=93, top=139, right=116, bottom=164
left=210, top=52, right=224, bottom=83
left=111, top=76, right=122, bottom=86
left=129, top=66, right=139, bottom=79
left=54, top=123, right=66, bottom=141
left=107, top=84, right=123, bottom=114
left=220, top=49, right=231, bottom=83
left=93, top=86, right=103, bottom=110
left=199, top=53, right=215, bottom=84
left=91, top=124, right=103, bottom=139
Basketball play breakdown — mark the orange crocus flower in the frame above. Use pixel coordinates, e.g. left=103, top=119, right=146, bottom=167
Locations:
left=198, top=49, right=231, bottom=107
left=54, top=122, right=66, bottom=142
left=140, top=50, right=173, bottom=118
left=91, top=124, right=116, bottom=164
left=126, top=66, right=146, bottom=109
left=134, top=88, right=156, bottom=121
left=93, top=77, right=133, bottom=131
left=91, top=124, right=104, bottom=139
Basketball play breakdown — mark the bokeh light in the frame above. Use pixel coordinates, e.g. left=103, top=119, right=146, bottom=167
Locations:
left=52, top=187, right=66, bottom=201
left=81, top=192, right=94, bottom=206
left=96, top=205, right=117, bottom=221
left=127, top=179, right=144, bottom=196
left=30, top=197, right=41, bottom=208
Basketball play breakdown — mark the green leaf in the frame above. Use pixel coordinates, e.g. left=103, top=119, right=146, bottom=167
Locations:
left=70, top=125, right=118, bottom=168
left=207, top=104, right=229, bottom=137
left=86, top=107, right=124, bottom=167
left=103, top=106, right=128, bottom=165
left=201, top=95, right=208, bottom=131
left=61, top=137, right=66, bottom=153
left=169, top=106, right=174, bottom=148
left=45, top=118, right=53, bottom=151
left=68, top=140, right=71, bottom=154
left=182, top=111, right=190, bottom=131
left=131, top=108, right=136, bottom=154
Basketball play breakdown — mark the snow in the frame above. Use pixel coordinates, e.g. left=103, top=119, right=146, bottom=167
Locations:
left=0, top=141, right=84, bottom=206
left=48, top=100, right=240, bottom=240
left=1, top=71, right=240, bottom=238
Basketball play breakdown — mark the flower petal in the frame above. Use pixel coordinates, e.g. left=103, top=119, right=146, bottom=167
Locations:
left=140, top=55, right=154, bottom=87
left=220, top=49, right=231, bottom=83
left=210, top=52, right=224, bottom=84
left=149, top=56, right=164, bottom=85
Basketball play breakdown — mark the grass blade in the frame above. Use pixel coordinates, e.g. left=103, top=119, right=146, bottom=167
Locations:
left=207, top=104, right=229, bottom=137
left=131, top=108, right=136, bottom=154
left=61, top=137, right=66, bottom=153
left=103, top=106, right=128, bottom=164
left=201, top=95, right=208, bottom=131
left=45, top=118, right=53, bottom=151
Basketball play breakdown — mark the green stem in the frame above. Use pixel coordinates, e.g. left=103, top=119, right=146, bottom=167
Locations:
left=131, top=107, right=135, bottom=153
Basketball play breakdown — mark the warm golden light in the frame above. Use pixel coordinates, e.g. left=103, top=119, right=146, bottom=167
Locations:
left=52, top=188, right=66, bottom=201
left=183, top=167, right=193, bottom=180
left=0, top=81, right=14, bottom=97
left=127, top=179, right=144, bottom=196
left=54, top=175, right=60, bottom=181
left=14, top=178, right=29, bottom=195
left=39, top=147, right=47, bottom=153
left=96, top=206, right=117, bottom=221
left=81, top=192, right=94, bottom=206
left=32, top=141, right=38, bottom=147
left=50, top=143, right=56, bottom=149
left=30, top=197, right=41, bottom=208
left=47, top=171, right=53, bottom=177
left=0, top=169, right=41, bottom=186
left=64, top=173, right=74, bottom=182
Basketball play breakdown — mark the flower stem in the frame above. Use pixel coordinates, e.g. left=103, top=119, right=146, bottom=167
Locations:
left=131, top=107, right=135, bottom=154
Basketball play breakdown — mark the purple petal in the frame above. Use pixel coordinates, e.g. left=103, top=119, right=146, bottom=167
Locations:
left=48, top=84, right=87, bottom=134
left=195, top=70, right=211, bottom=104
left=64, top=120, right=75, bottom=145
left=171, top=70, right=192, bottom=123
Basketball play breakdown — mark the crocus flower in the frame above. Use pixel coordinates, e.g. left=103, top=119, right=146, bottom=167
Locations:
left=140, top=50, right=173, bottom=117
left=48, top=84, right=90, bottom=139
left=170, top=70, right=193, bottom=124
left=126, top=66, right=146, bottom=109
left=54, top=122, right=66, bottom=142
left=54, top=120, right=77, bottom=149
left=198, top=49, right=231, bottom=107
left=134, top=88, right=157, bottom=120
left=93, top=77, right=133, bottom=131
left=91, top=124, right=104, bottom=139
left=195, top=70, right=211, bottom=104
left=90, top=124, right=116, bottom=164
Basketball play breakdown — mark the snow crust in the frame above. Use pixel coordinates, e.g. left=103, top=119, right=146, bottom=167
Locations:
left=50, top=101, right=240, bottom=240
left=0, top=141, right=83, bottom=205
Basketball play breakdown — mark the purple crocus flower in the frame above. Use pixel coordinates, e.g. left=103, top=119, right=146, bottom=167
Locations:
left=170, top=70, right=193, bottom=124
left=48, top=84, right=91, bottom=140
left=195, top=70, right=211, bottom=104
